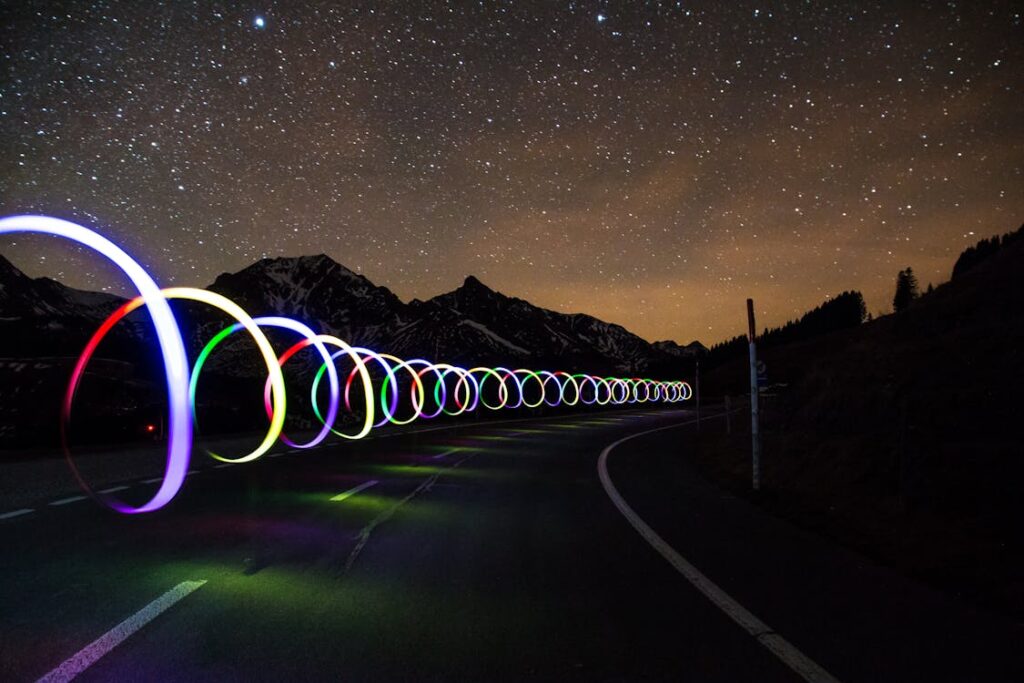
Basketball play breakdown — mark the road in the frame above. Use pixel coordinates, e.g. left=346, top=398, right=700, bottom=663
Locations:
left=1, top=408, right=1021, bottom=682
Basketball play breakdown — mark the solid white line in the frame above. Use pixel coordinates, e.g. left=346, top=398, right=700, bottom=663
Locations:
left=36, top=580, right=206, bottom=683
left=431, top=447, right=463, bottom=460
left=0, top=508, right=34, bottom=520
left=597, top=416, right=841, bottom=683
left=96, top=485, right=130, bottom=494
left=49, top=495, right=88, bottom=507
left=330, top=479, right=379, bottom=502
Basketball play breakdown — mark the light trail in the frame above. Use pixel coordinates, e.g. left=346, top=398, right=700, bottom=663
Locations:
left=1, top=214, right=692, bottom=513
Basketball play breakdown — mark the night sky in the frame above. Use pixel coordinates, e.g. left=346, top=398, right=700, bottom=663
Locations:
left=1, top=1, right=1021, bottom=344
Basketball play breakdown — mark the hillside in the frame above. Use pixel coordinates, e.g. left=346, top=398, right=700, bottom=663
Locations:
left=695, top=228, right=1024, bottom=618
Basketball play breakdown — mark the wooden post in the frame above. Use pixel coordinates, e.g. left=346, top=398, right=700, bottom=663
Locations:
left=695, top=359, right=701, bottom=432
left=747, top=299, right=761, bottom=491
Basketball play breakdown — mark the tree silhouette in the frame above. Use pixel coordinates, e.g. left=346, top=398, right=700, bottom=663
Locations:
left=951, top=223, right=1024, bottom=279
left=893, top=267, right=919, bottom=312
left=705, top=290, right=867, bottom=367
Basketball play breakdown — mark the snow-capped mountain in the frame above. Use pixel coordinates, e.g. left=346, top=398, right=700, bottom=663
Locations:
left=402, top=275, right=698, bottom=374
left=207, top=254, right=407, bottom=349
left=203, top=259, right=703, bottom=374
left=0, top=251, right=702, bottom=444
left=652, top=339, right=707, bottom=358
left=0, top=254, right=127, bottom=357
left=0, top=253, right=122, bottom=321
left=0, top=252, right=703, bottom=375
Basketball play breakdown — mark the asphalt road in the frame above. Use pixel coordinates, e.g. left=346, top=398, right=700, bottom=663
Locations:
left=1, top=408, right=1021, bottom=682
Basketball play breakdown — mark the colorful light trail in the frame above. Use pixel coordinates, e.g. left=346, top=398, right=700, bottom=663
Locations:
left=1, top=215, right=691, bottom=513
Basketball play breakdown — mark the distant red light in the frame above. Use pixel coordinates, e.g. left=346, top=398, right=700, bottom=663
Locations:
left=145, top=424, right=156, bottom=432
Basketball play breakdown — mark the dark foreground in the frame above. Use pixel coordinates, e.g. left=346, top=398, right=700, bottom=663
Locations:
left=1, top=409, right=1021, bottom=682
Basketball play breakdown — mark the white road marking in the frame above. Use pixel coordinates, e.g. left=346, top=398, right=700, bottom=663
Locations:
left=330, top=479, right=379, bottom=502
left=344, top=474, right=439, bottom=570
left=212, top=463, right=232, bottom=469
left=49, top=495, right=88, bottom=507
left=186, top=469, right=199, bottom=475
left=430, top=447, right=463, bottom=460
left=140, top=477, right=162, bottom=485
left=0, top=508, right=34, bottom=520
left=268, top=452, right=286, bottom=458
left=35, top=580, right=206, bottom=683
left=597, top=416, right=841, bottom=683
left=96, top=485, right=130, bottom=494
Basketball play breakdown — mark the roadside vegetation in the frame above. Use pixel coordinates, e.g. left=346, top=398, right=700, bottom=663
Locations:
left=693, top=223, right=1024, bottom=620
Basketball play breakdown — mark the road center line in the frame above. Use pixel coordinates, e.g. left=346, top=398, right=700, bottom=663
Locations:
left=0, top=508, right=34, bottom=520
left=49, top=495, right=88, bottom=507
left=597, top=416, right=841, bottom=683
left=35, top=580, right=206, bottom=683
left=430, top=447, right=463, bottom=460
left=330, top=480, right=379, bottom=502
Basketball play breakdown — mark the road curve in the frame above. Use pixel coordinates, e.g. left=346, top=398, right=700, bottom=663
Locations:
left=1, top=409, right=1021, bottom=682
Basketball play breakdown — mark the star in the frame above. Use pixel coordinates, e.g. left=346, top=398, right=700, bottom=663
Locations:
left=0, top=1, right=1018, bottom=344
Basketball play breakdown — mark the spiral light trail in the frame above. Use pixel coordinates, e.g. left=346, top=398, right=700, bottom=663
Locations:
left=1, top=215, right=692, bottom=513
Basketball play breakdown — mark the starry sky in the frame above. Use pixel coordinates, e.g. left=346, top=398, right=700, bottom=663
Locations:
left=1, top=1, right=1021, bottom=345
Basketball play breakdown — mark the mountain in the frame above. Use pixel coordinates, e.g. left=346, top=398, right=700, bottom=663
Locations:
left=0, top=253, right=126, bottom=357
left=0, top=255, right=144, bottom=446
left=205, top=259, right=698, bottom=374
left=0, top=253, right=122, bottom=321
left=0, top=251, right=698, bottom=445
left=652, top=339, right=708, bottom=357
left=207, top=254, right=408, bottom=349
left=398, top=275, right=696, bottom=373
left=0, top=252, right=698, bottom=376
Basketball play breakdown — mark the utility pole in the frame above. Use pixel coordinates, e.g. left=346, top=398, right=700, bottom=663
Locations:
left=695, top=359, right=701, bottom=431
left=747, top=298, right=761, bottom=491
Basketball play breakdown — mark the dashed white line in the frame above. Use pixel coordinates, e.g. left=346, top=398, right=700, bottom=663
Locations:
left=268, top=452, right=286, bottom=458
left=49, top=495, right=88, bottom=507
left=96, top=485, right=130, bottom=494
left=597, top=416, right=840, bottom=683
left=330, top=479, right=379, bottom=502
left=35, top=580, right=206, bottom=683
left=212, top=463, right=232, bottom=469
left=140, top=477, right=162, bottom=485
left=0, top=508, right=34, bottom=521
left=431, top=447, right=463, bottom=460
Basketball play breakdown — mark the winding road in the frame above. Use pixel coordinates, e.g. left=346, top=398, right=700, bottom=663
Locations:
left=1, top=408, right=1021, bottom=682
